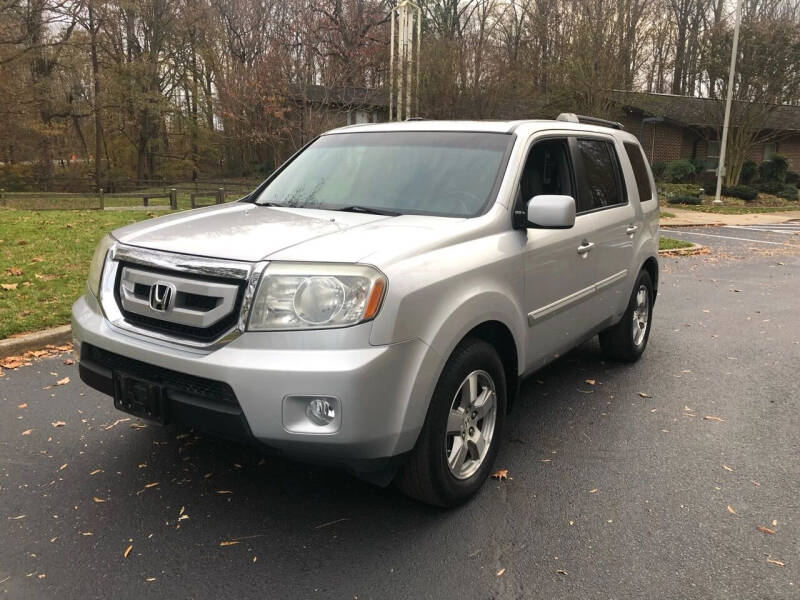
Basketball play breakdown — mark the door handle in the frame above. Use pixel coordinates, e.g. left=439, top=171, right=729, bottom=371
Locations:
left=577, top=241, right=595, bottom=255
left=626, top=225, right=638, bottom=235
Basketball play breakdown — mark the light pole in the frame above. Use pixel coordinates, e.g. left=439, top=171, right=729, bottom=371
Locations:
left=713, top=0, right=743, bottom=205
left=389, top=0, right=421, bottom=121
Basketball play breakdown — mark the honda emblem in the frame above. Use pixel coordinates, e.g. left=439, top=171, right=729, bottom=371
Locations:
left=149, top=281, right=175, bottom=312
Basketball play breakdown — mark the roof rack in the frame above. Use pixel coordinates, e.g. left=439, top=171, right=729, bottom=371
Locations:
left=556, top=113, right=624, bottom=130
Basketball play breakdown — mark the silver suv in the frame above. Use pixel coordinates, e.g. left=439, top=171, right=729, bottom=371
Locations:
left=73, top=115, right=659, bottom=506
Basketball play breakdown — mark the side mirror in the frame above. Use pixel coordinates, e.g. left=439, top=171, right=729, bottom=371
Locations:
left=526, top=195, right=576, bottom=229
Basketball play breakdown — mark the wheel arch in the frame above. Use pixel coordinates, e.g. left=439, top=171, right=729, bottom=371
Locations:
left=641, top=255, right=659, bottom=303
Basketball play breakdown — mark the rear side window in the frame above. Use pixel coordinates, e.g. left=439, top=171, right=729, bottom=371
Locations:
left=624, top=142, right=655, bottom=201
left=575, top=139, right=625, bottom=212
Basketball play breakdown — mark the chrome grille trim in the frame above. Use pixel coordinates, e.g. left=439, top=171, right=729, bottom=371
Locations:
left=98, top=242, right=268, bottom=351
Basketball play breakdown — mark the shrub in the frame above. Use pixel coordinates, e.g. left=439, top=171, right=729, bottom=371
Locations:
left=699, top=171, right=718, bottom=195
left=667, top=195, right=702, bottom=205
left=759, top=155, right=788, bottom=183
left=651, top=161, right=666, bottom=181
left=740, top=160, right=758, bottom=184
left=664, top=159, right=696, bottom=183
left=689, top=158, right=705, bottom=173
left=721, top=185, right=758, bottom=201
left=756, top=181, right=783, bottom=195
left=778, top=185, right=798, bottom=202
left=660, top=183, right=703, bottom=198
left=786, top=171, right=800, bottom=185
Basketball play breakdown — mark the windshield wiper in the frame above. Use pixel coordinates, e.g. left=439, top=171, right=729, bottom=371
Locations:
left=336, top=205, right=400, bottom=217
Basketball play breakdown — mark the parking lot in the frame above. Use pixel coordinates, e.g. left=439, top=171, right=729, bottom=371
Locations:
left=2, top=236, right=799, bottom=599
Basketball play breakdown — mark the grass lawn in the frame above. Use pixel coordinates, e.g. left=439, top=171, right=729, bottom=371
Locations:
left=0, top=209, right=156, bottom=338
left=659, top=237, right=694, bottom=250
left=669, top=203, right=799, bottom=215
left=660, top=211, right=676, bottom=218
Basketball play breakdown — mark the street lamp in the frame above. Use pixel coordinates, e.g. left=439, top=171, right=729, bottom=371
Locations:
left=713, top=0, right=743, bottom=205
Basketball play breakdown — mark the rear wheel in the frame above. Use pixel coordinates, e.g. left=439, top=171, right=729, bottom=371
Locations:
left=396, top=338, right=506, bottom=507
left=599, top=269, right=653, bottom=362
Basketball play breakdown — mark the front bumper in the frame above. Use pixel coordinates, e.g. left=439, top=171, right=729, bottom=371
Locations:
left=72, top=293, right=442, bottom=474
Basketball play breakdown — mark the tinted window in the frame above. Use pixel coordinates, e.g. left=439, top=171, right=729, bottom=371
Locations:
left=624, top=142, right=654, bottom=201
left=519, top=138, right=573, bottom=200
left=576, top=139, right=624, bottom=211
left=254, top=132, right=513, bottom=218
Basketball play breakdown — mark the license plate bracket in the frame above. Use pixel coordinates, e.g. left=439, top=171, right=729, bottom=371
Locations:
left=113, top=373, right=168, bottom=424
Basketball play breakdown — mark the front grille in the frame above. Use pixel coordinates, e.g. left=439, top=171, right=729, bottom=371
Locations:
left=114, top=262, right=245, bottom=342
left=83, top=344, right=240, bottom=408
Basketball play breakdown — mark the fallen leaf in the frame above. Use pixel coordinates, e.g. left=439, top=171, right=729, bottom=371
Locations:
left=178, top=514, right=189, bottom=521
left=129, top=423, right=148, bottom=430
left=51, top=421, right=66, bottom=428
left=55, top=377, right=69, bottom=386
left=220, top=541, right=239, bottom=547
left=144, top=482, right=159, bottom=488
left=772, top=519, right=777, bottom=527
left=704, top=415, right=724, bottom=422
left=145, top=577, right=156, bottom=582
left=756, top=526, right=775, bottom=535
left=21, top=429, right=33, bottom=436
left=103, top=418, right=130, bottom=430
left=18, top=403, right=27, bottom=409
left=92, top=497, right=106, bottom=504
left=123, top=545, right=133, bottom=559
left=722, top=465, right=733, bottom=472
left=638, top=392, right=651, bottom=398
left=556, top=569, right=568, bottom=575
left=81, top=532, right=93, bottom=536
left=58, top=463, right=67, bottom=471
left=9, top=515, right=25, bottom=520
left=1, top=283, right=18, bottom=291
left=89, top=469, right=102, bottom=476
left=727, top=505, right=736, bottom=515
left=6, top=267, right=22, bottom=276
left=491, top=469, right=509, bottom=481
left=589, top=488, right=598, bottom=494
left=496, top=568, right=506, bottom=577
left=584, top=379, right=596, bottom=385
left=252, top=556, right=257, bottom=563
left=216, top=490, right=233, bottom=494
left=766, top=557, right=785, bottom=567
left=63, top=358, right=74, bottom=365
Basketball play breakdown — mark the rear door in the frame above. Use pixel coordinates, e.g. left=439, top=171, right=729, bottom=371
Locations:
left=571, top=136, right=637, bottom=321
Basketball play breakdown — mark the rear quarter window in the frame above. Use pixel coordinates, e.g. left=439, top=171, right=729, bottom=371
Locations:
left=623, top=142, right=655, bottom=202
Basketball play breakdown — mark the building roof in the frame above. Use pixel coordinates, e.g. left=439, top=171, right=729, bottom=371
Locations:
left=611, top=90, right=800, bottom=132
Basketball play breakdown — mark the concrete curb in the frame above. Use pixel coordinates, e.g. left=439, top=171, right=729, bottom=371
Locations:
left=0, top=325, right=72, bottom=359
left=659, top=221, right=725, bottom=228
left=658, top=242, right=708, bottom=257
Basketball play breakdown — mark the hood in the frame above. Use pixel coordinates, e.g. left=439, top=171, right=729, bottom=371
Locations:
left=112, top=203, right=392, bottom=262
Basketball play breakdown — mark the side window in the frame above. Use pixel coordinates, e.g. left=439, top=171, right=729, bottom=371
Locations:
left=624, top=142, right=655, bottom=202
left=575, top=139, right=625, bottom=212
left=519, top=138, right=574, bottom=203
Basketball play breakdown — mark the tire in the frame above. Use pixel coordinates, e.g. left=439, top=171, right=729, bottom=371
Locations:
left=395, top=338, right=507, bottom=507
left=599, top=269, right=654, bottom=363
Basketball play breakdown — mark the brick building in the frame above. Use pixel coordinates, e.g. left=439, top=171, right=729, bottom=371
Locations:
left=611, top=90, right=800, bottom=172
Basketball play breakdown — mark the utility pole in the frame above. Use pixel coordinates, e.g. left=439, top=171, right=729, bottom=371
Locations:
left=389, top=1, right=421, bottom=121
left=713, top=0, right=743, bottom=205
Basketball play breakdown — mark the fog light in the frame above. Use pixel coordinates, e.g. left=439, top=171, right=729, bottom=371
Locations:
left=306, top=397, right=336, bottom=426
left=283, top=395, right=341, bottom=434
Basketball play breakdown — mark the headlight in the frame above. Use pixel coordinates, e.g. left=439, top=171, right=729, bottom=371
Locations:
left=87, top=234, right=114, bottom=298
left=248, top=263, right=386, bottom=330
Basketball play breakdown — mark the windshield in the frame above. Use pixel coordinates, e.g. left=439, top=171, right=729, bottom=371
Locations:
left=253, top=131, right=513, bottom=217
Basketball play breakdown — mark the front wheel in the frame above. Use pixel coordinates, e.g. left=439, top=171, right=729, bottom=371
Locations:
left=395, top=338, right=506, bottom=507
left=599, top=269, right=654, bottom=362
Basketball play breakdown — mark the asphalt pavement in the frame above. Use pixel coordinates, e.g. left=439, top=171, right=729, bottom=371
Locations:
left=2, top=240, right=799, bottom=599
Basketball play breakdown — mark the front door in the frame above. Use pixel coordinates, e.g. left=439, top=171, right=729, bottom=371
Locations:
left=519, top=136, right=604, bottom=371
